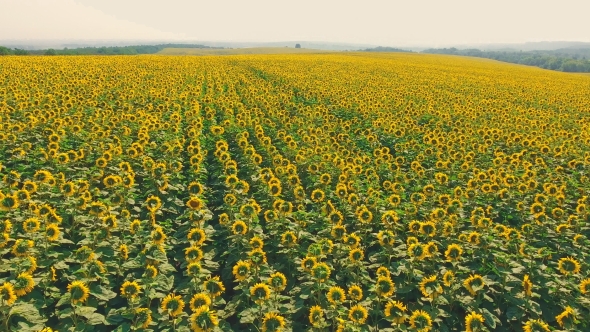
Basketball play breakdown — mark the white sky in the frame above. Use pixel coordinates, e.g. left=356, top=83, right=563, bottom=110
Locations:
left=1, top=0, right=589, bottom=46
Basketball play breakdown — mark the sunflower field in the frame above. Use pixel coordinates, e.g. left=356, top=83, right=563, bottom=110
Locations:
left=0, top=53, right=590, bottom=332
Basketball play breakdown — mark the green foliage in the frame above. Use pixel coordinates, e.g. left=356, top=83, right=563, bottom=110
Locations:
left=423, top=47, right=590, bottom=72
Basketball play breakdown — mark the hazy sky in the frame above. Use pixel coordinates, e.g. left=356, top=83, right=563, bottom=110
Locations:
left=1, top=0, right=590, bottom=46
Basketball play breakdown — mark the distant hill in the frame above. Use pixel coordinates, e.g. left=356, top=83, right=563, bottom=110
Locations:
left=157, top=47, right=330, bottom=56
left=361, top=46, right=413, bottom=53
left=0, top=44, right=221, bottom=56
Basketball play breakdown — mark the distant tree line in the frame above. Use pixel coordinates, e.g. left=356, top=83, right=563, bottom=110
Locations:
left=362, top=46, right=413, bottom=53
left=422, top=47, right=590, bottom=73
left=0, top=44, right=222, bottom=56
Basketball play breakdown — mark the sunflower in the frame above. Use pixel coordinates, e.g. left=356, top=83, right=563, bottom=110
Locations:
left=443, top=270, right=455, bottom=287
left=232, top=220, right=248, bottom=235
left=384, top=300, right=407, bottom=324
left=250, top=283, right=271, bottom=304
left=464, top=274, right=485, bottom=296
left=268, top=272, right=287, bottom=292
left=344, top=233, right=361, bottom=249
left=12, top=239, right=34, bottom=257
left=356, top=205, right=373, bottom=223
left=522, top=274, right=533, bottom=297
left=408, top=243, right=427, bottom=260
left=187, top=228, right=207, bottom=246
left=311, top=189, right=325, bottom=203
left=151, top=227, right=167, bottom=245
left=327, top=286, right=346, bottom=305
left=191, top=305, right=219, bottom=331
left=419, top=221, right=436, bottom=237
left=280, top=231, right=297, bottom=247
left=223, top=193, right=237, bottom=206
left=348, top=304, right=368, bottom=324
left=102, top=214, right=117, bottom=229
left=161, top=294, right=185, bottom=317
left=375, top=276, right=395, bottom=298
left=555, top=306, right=575, bottom=328
left=249, top=236, right=264, bottom=250
left=349, top=248, right=364, bottom=264
left=240, top=203, right=257, bottom=218
left=120, top=281, right=141, bottom=300
left=465, top=312, right=485, bottom=332
left=348, top=285, right=363, bottom=301
left=409, top=310, right=432, bottom=332
left=186, top=196, right=203, bottom=211
left=248, top=248, right=267, bottom=266
left=376, top=230, right=395, bottom=247
left=188, top=182, right=204, bottom=196
left=13, top=272, right=35, bottom=296
left=185, top=246, right=204, bottom=263
left=0, top=219, right=12, bottom=234
left=145, top=265, right=158, bottom=279
left=232, top=260, right=251, bottom=282
left=0, top=282, right=17, bottom=305
left=558, top=257, right=581, bottom=275
left=261, top=312, right=286, bottom=332
left=203, top=276, right=225, bottom=298
left=523, top=319, right=550, bottom=332
left=135, top=308, right=152, bottom=329
left=0, top=194, right=19, bottom=211
left=145, top=195, right=162, bottom=212
left=187, top=262, right=201, bottom=277
left=580, top=278, right=590, bottom=294
left=23, top=256, right=37, bottom=274
left=190, top=293, right=212, bottom=311
left=23, top=218, right=40, bottom=233
left=419, top=275, right=442, bottom=299
left=307, top=305, right=324, bottom=327
left=68, top=281, right=90, bottom=304
left=130, top=219, right=141, bottom=234
left=311, top=262, right=331, bottom=282
left=445, top=243, right=463, bottom=262
left=300, top=256, right=317, bottom=272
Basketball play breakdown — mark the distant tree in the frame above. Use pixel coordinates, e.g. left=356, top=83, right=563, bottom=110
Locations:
left=45, top=48, right=57, bottom=56
left=0, top=46, right=11, bottom=55
left=13, top=48, right=29, bottom=55
left=295, top=44, right=301, bottom=48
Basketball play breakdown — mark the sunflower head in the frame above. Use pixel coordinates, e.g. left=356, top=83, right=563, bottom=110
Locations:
left=409, top=310, right=432, bottom=331
left=135, top=308, right=152, bottom=329
left=13, top=272, right=35, bottom=296
left=120, top=281, right=141, bottom=300
left=311, top=262, right=331, bottom=282
left=68, top=281, right=90, bottom=304
left=250, top=283, right=271, bottom=304
left=261, top=312, right=286, bottom=332
left=309, top=305, right=324, bottom=327
left=189, top=293, right=211, bottom=311
left=523, top=319, right=550, bottom=332
left=229, top=258, right=253, bottom=281
left=465, top=312, right=485, bottom=332
left=558, top=257, right=581, bottom=275
left=384, top=300, right=407, bottom=324
left=191, top=305, right=219, bottom=331
left=464, top=274, right=485, bottom=296
left=348, top=304, right=368, bottom=324
left=161, top=294, right=185, bottom=317
left=0, top=282, right=17, bottom=305
left=203, top=276, right=225, bottom=298
left=268, top=272, right=287, bottom=292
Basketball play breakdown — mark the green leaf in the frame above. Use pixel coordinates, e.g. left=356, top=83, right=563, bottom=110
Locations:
left=481, top=308, right=498, bottom=329
left=90, top=284, right=117, bottom=301
left=9, top=303, right=46, bottom=324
